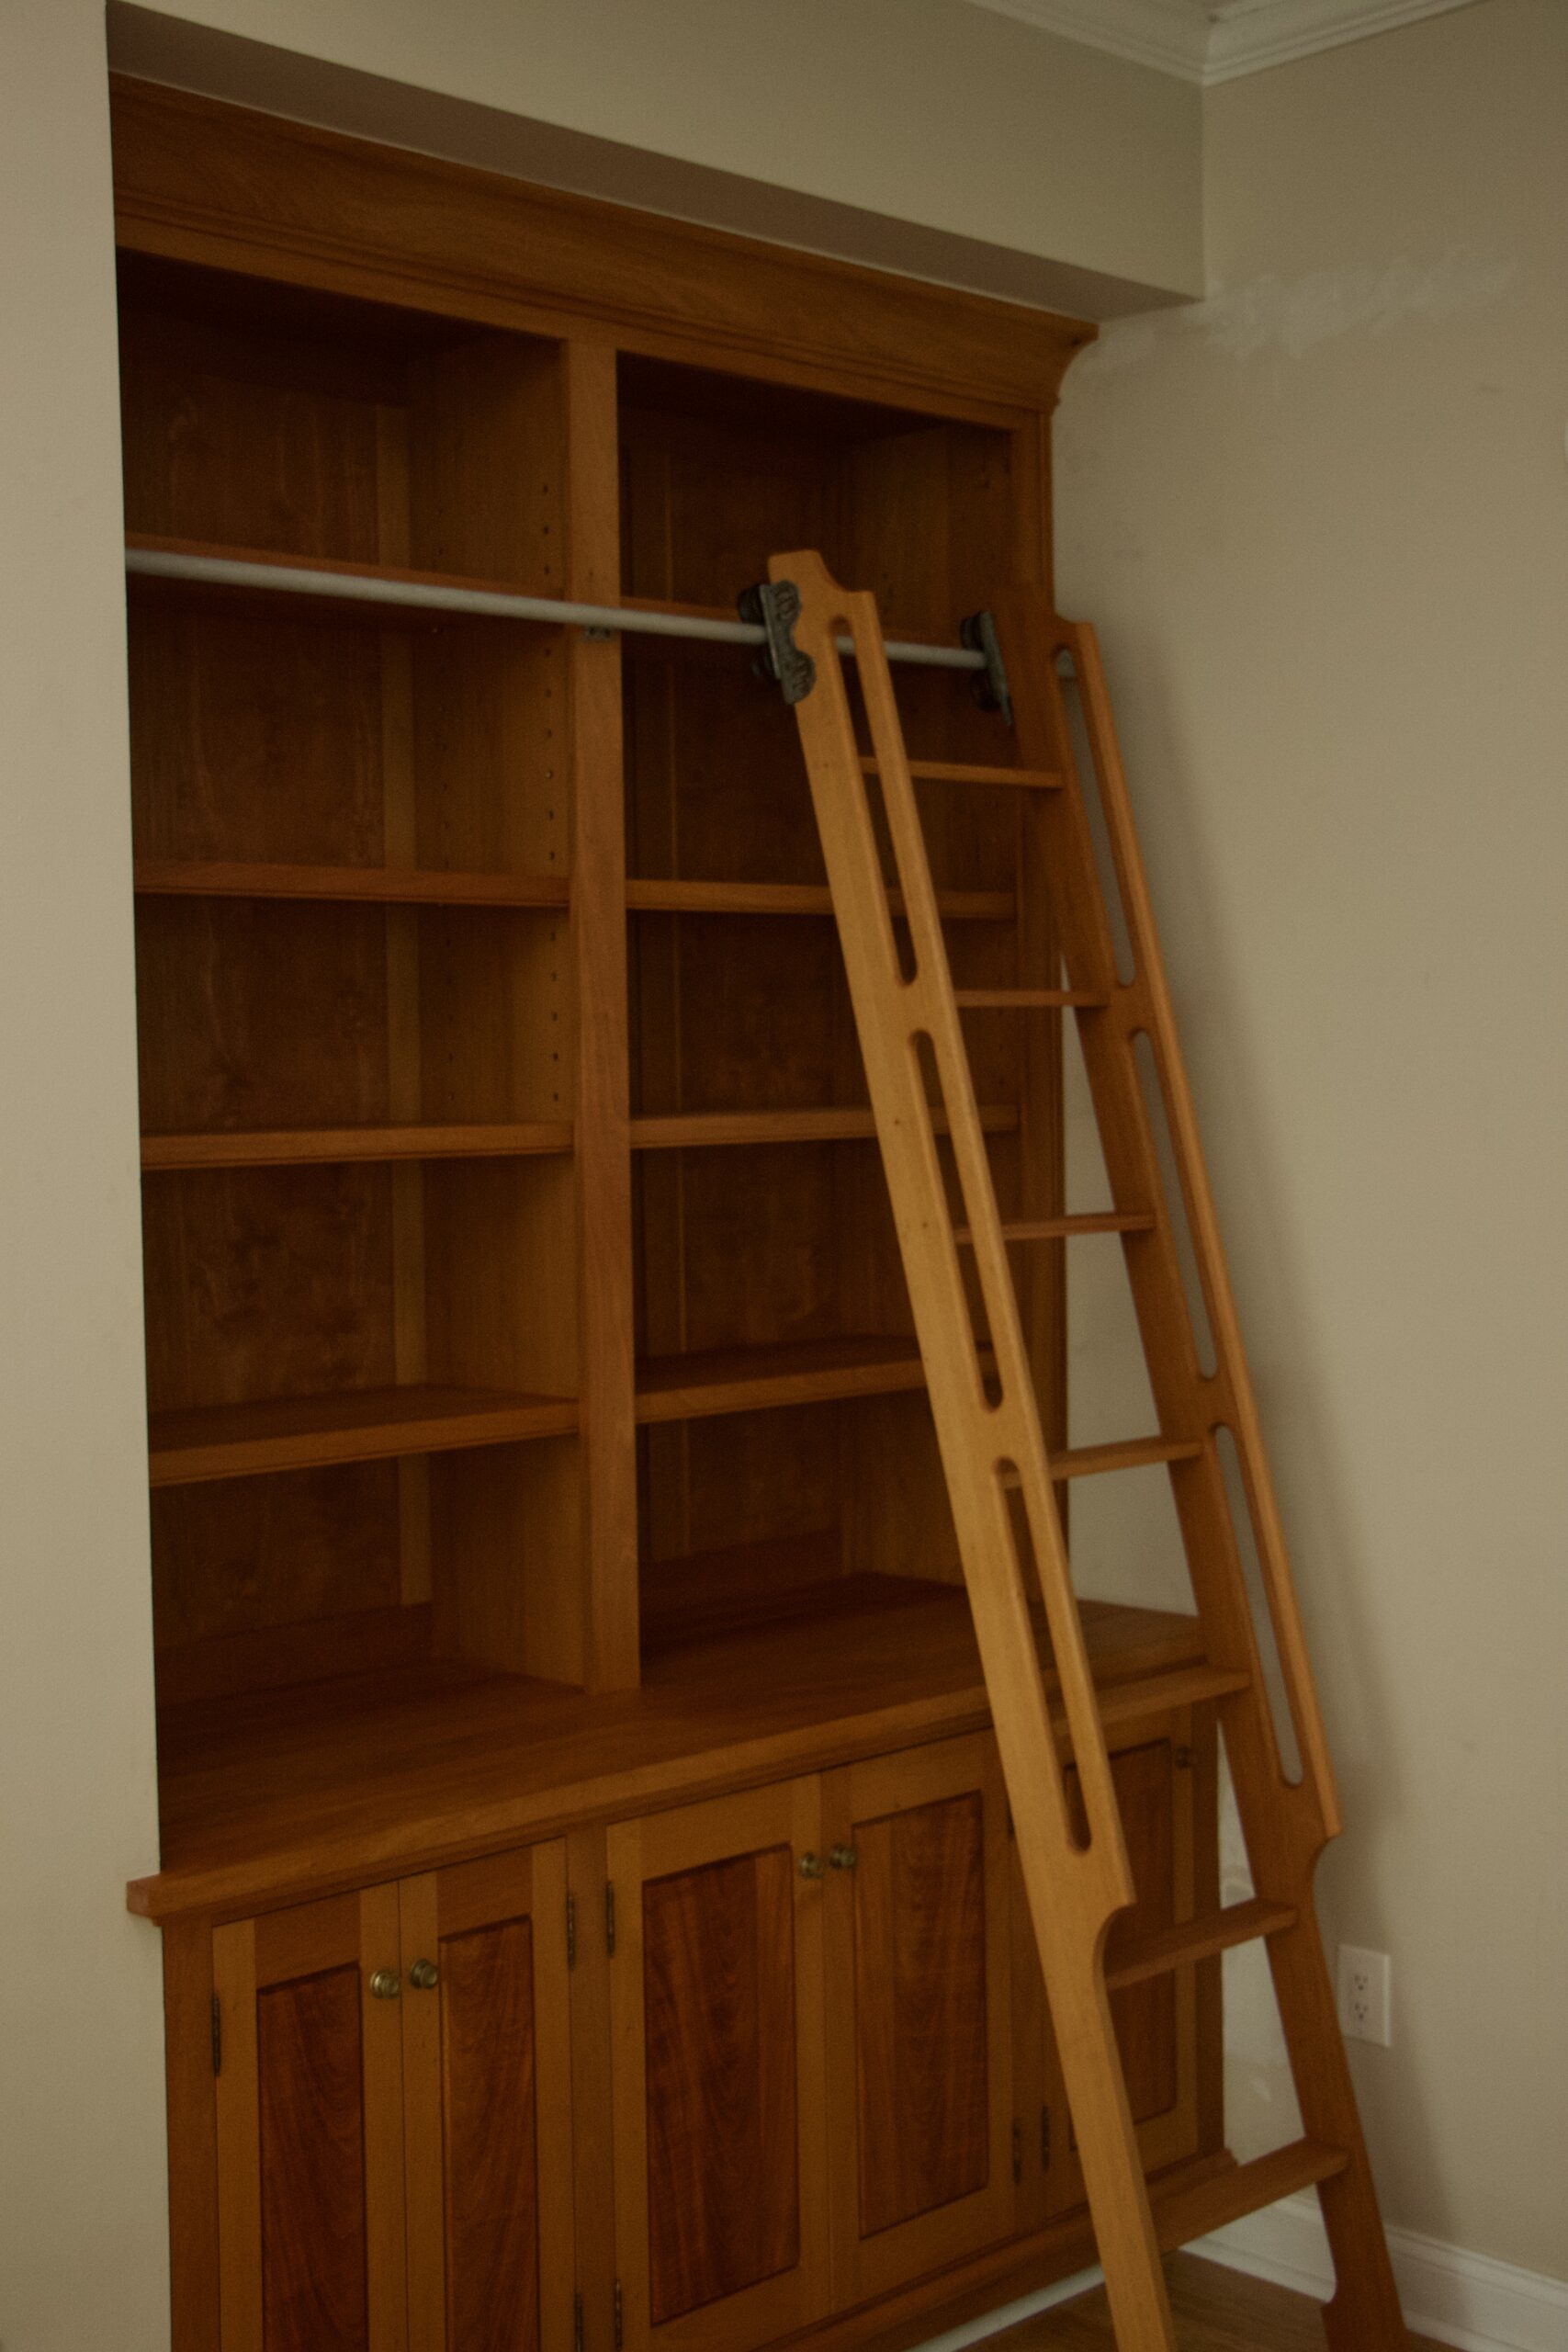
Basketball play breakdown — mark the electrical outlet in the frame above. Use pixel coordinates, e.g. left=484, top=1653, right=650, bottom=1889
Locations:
left=1337, top=1944, right=1393, bottom=2045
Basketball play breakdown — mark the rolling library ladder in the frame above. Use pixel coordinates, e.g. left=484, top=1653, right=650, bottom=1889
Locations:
left=762, top=552, right=1408, bottom=2352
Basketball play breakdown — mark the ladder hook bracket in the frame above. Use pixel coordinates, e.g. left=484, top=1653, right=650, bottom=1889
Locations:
left=739, top=580, right=817, bottom=704
left=960, top=610, right=1014, bottom=728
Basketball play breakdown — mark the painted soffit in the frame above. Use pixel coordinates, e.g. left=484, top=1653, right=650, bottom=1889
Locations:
left=965, top=0, right=1485, bottom=85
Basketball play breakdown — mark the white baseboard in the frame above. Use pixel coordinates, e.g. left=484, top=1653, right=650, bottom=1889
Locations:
left=1195, top=2192, right=1568, bottom=2352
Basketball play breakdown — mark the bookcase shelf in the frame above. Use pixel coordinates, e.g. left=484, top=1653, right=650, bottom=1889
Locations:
left=141, top=1121, right=574, bottom=1170
left=149, top=1382, right=578, bottom=1485
left=134, top=859, right=570, bottom=909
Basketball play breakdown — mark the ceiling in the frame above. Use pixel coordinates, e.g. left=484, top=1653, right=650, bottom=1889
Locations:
left=965, top=0, right=1484, bottom=84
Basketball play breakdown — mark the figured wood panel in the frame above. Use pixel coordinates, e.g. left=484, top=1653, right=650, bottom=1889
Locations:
left=256, top=1963, right=370, bottom=2352
left=822, top=1736, right=1014, bottom=2307
left=1038, top=1730, right=1199, bottom=2221
left=442, top=1918, right=539, bottom=2350
left=608, top=1780, right=829, bottom=2352
left=853, top=1790, right=989, bottom=2236
left=643, top=1844, right=800, bottom=2323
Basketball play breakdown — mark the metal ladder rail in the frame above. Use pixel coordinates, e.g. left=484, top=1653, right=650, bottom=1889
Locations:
left=773, top=550, right=1181, bottom=2352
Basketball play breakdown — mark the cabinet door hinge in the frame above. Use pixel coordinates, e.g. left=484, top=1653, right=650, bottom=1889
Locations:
left=573, top=2291, right=584, bottom=2352
left=614, top=2278, right=624, bottom=2351
left=210, top=1993, right=222, bottom=2075
left=1011, top=2118, right=1022, bottom=2183
left=605, top=1882, right=616, bottom=1957
left=567, top=1890, right=577, bottom=1971
left=1041, top=2106, right=1052, bottom=2168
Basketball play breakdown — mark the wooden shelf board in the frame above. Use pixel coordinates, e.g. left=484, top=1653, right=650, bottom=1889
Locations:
left=626, top=876, right=1013, bottom=922
left=636, top=1335, right=925, bottom=1424
left=134, top=858, right=570, bottom=909
left=130, top=1566, right=1215, bottom=1920
left=141, top=1122, right=574, bottom=1171
left=149, top=1381, right=577, bottom=1487
left=956, top=1212, right=1156, bottom=1244
left=630, top=1102, right=1020, bottom=1149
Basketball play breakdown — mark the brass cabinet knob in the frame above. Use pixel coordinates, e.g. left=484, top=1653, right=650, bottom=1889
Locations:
left=409, top=1958, right=439, bottom=1991
left=368, top=1969, right=400, bottom=2000
left=829, top=1844, right=859, bottom=1871
left=798, top=1851, right=826, bottom=1880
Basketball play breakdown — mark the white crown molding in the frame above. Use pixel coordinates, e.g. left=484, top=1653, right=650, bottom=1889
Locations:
left=965, top=0, right=1483, bottom=85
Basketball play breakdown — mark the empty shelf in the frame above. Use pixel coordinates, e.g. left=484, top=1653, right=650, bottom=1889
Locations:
left=636, top=1336, right=929, bottom=1424
left=631, top=1103, right=1020, bottom=1149
left=134, top=859, right=569, bottom=909
left=150, top=1382, right=578, bottom=1486
left=141, top=1122, right=574, bottom=1171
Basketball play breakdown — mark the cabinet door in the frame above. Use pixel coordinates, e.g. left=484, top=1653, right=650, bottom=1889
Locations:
left=399, top=1844, right=575, bottom=2352
left=213, top=1884, right=407, bottom=2352
left=819, top=1735, right=1014, bottom=2307
left=607, top=1780, right=829, bottom=2352
left=1030, top=1721, right=1201, bottom=2219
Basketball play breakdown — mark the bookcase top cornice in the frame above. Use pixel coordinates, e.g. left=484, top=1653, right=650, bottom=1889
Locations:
left=110, top=74, right=1094, bottom=425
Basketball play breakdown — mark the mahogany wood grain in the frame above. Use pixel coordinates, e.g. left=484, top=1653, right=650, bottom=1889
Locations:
left=150, top=1383, right=577, bottom=1486
left=135, top=1586, right=1218, bottom=1920
left=822, top=1736, right=1016, bottom=2308
left=162, top=1920, right=221, bottom=2352
left=635, top=1336, right=927, bottom=1424
left=134, top=859, right=570, bottom=907
left=257, top=1964, right=371, bottom=2350
left=110, top=80, right=1091, bottom=425
left=608, top=1780, right=830, bottom=2352
left=563, top=336, right=640, bottom=1692
left=141, top=1121, right=573, bottom=1170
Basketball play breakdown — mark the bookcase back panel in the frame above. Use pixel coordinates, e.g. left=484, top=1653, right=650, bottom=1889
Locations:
left=152, top=1462, right=402, bottom=1651
left=142, top=1166, right=398, bottom=1414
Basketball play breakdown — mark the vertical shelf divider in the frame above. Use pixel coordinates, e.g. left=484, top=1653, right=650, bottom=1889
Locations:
left=563, top=338, right=640, bottom=1690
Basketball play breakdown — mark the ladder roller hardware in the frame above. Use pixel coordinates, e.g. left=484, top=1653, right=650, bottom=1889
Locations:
left=769, top=548, right=1410, bottom=2352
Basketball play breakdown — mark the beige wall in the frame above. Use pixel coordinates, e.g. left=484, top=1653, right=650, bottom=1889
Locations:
left=1055, top=0, right=1568, bottom=2283
left=0, top=3, right=171, bottom=2348
left=109, top=0, right=1202, bottom=311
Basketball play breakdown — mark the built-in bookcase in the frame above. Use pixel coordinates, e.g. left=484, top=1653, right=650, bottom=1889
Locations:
left=119, top=242, right=1065, bottom=1746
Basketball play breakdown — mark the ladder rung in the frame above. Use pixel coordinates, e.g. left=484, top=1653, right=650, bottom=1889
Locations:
left=954, top=989, right=1109, bottom=1009
left=998, top=1437, right=1204, bottom=1487
left=1153, top=2138, right=1349, bottom=2254
left=1089, top=1662, right=1251, bottom=1737
left=1106, top=1898, right=1299, bottom=1991
left=860, top=755, right=1062, bottom=790
left=955, top=1212, right=1156, bottom=1245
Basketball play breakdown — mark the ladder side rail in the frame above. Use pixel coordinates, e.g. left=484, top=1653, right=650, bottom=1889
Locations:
left=1067, top=609, right=1337, bottom=1845
left=775, top=553, right=1179, bottom=2352
left=998, top=595, right=1409, bottom=2345
left=992, top=589, right=1333, bottom=1863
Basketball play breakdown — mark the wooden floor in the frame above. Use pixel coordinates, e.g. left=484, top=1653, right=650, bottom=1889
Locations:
left=991, top=2255, right=1448, bottom=2349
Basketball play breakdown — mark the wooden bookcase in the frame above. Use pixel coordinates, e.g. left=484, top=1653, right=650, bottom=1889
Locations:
left=115, top=80, right=1227, bottom=2352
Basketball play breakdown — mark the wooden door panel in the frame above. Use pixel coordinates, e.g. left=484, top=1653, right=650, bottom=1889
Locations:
left=644, top=1844, right=800, bottom=2321
left=1032, top=1723, right=1200, bottom=2219
left=400, top=1844, right=573, bottom=2352
left=256, top=1964, right=370, bottom=2352
left=854, top=1790, right=989, bottom=2234
left=213, top=1883, right=405, bottom=2352
left=608, top=1780, right=829, bottom=2352
left=822, top=1736, right=1014, bottom=2308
